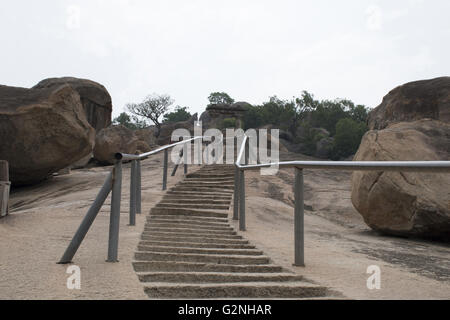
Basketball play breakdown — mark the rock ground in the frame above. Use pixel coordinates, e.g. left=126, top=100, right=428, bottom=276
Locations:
left=0, top=150, right=449, bottom=299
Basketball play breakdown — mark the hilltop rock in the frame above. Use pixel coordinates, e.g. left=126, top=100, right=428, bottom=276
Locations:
left=0, top=84, right=95, bottom=185
left=33, top=77, right=112, bottom=131
left=368, top=77, right=450, bottom=130
left=201, top=102, right=247, bottom=129
left=351, top=119, right=450, bottom=240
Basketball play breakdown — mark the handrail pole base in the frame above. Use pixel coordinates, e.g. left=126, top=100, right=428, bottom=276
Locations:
left=162, top=149, right=169, bottom=191
left=233, top=166, right=240, bottom=221
left=293, top=167, right=305, bottom=267
left=239, top=169, right=246, bottom=231
left=129, top=160, right=137, bottom=226
left=107, top=160, right=122, bottom=263
left=136, top=159, right=142, bottom=214
left=58, top=171, right=113, bottom=264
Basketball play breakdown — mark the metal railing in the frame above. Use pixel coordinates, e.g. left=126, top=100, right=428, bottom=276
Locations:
left=58, top=136, right=206, bottom=264
left=233, top=135, right=450, bottom=267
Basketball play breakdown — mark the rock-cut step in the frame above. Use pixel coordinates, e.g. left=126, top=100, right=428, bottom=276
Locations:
left=134, top=164, right=337, bottom=300
left=137, top=272, right=304, bottom=283
left=139, top=240, right=256, bottom=250
left=135, top=251, right=271, bottom=265
left=133, top=261, right=284, bottom=273
left=137, top=244, right=264, bottom=256
left=143, top=226, right=237, bottom=236
left=143, top=282, right=330, bottom=299
left=141, top=234, right=250, bottom=245
left=151, top=207, right=229, bottom=218
left=156, top=203, right=230, bottom=210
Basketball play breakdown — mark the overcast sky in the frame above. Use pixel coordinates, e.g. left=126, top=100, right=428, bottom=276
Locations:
left=1, top=0, right=449, bottom=118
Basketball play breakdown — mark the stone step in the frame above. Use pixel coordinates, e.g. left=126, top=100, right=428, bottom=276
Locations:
left=135, top=251, right=271, bottom=265
left=142, top=231, right=242, bottom=240
left=151, top=208, right=229, bottom=218
left=146, top=222, right=234, bottom=231
left=137, top=272, right=304, bottom=283
left=184, top=177, right=234, bottom=182
left=141, top=234, right=249, bottom=244
left=166, top=191, right=233, bottom=198
left=137, top=245, right=264, bottom=256
left=147, top=216, right=229, bottom=225
left=143, top=282, right=329, bottom=299
left=139, top=240, right=256, bottom=250
left=171, top=186, right=234, bottom=193
left=156, top=203, right=230, bottom=210
left=177, top=182, right=234, bottom=189
left=187, top=173, right=235, bottom=179
left=143, top=227, right=237, bottom=236
left=160, top=199, right=231, bottom=205
left=133, top=261, right=284, bottom=273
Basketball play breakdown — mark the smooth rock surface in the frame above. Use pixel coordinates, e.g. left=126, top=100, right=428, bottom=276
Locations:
left=0, top=84, right=95, bottom=185
left=368, top=77, right=450, bottom=130
left=93, top=125, right=145, bottom=164
left=351, top=119, right=450, bottom=240
left=33, top=77, right=113, bottom=131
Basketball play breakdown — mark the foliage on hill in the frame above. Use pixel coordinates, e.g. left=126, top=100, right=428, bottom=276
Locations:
left=241, top=91, right=369, bottom=159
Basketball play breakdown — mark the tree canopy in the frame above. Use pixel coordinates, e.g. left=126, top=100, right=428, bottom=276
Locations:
left=126, top=93, right=174, bottom=136
left=208, top=92, right=235, bottom=105
left=163, top=106, right=192, bottom=123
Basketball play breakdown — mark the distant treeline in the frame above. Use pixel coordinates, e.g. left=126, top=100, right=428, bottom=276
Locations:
left=113, top=91, right=370, bottom=159
left=242, top=91, right=369, bottom=159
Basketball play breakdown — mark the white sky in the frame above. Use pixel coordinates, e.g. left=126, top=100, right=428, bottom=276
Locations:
left=1, top=0, right=449, bottom=118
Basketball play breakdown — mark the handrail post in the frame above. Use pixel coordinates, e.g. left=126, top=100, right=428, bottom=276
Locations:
left=239, top=169, right=246, bottom=231
left=136, top=159, right=142, bottom=214
left=129, top=160, right=137, bottom=226
left=107, top=160, right=122, bottom=262
left=162, top=149, right=169, bottom=191
left=58, top=171, right=113, bottom=264
left=233, top=166, right=240, bottom=220
left=184, top=143, right=188, bottom=175
left=294, top=167, right=305, bottom=267
left=197, top=138, right=202, bottom=166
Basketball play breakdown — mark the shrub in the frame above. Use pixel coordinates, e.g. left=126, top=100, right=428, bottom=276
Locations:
left=331, top=118, right=368, bottom=160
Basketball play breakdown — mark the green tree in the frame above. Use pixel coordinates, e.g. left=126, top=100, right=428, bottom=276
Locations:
left=163, top=106, right=192, bottom=123
left=331, top=118, right=368, bottom=160
left=113, top=112, right=148, bottom=130
left=127, top=93, right=174, bottom=137
left=221, top=118, right=237, bottom=129
left=208, top=92, right=235, bottom=105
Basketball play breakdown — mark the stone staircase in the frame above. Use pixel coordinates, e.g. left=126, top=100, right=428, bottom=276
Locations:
left=133, top=164, right=336, bottom=299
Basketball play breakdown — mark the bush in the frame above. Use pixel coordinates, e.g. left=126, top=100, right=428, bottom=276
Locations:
left=331, top=118, right=368, bottom=160
left=163, top=106, right=192, bottom=123
left=221, top=118, right=237, bottom=129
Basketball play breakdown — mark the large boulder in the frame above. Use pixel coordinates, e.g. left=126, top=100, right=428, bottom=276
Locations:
left=368, top=77, right=450, bottom=130
left=315, top=137, right=334, bottom=159
left=154, top=113, right=198, bottom=145
left=0, top=84, right=95, bottom=185
left=33, top=77, right=113, bottom=131
left=135, top=128, right=158, bottom=148
left=200, top=102, right=247, bottom=129
left=351, top=119, right=450, bottom=240
left=94, top=125, right=150, bottom=165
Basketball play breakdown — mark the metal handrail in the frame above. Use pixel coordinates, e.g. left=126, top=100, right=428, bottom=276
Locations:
left=233, top=134, right=450, bottom=267
left=59, top=135, right=208, bottom=264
